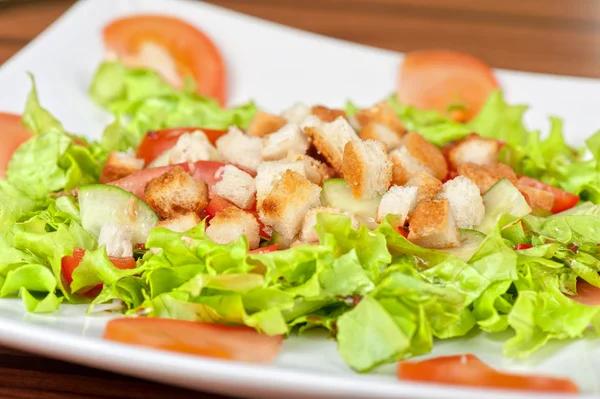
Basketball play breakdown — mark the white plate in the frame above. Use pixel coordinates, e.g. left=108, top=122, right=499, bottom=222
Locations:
left=0, top=0, right=600, bottom=398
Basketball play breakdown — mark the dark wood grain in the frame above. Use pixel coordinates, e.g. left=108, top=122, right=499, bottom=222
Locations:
left=0, top=0, right=599, bottom=398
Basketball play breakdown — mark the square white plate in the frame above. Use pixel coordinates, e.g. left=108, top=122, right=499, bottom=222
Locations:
left=1, top=0, right=600, bottom=398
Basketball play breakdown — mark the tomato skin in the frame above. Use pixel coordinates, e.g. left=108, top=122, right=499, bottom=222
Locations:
left=395, top=225, right=409, bottom=238
left=518, top=176, right=579, bottom=213
left=515, top=244, right=533, bottom=250
left=0, top=113, right=31, bottom=179
left=398, top=354, right=578, bottom=393
left=104, top=15, right=227, bottom=105
left=61, top=248, right=136, bottom=295
left=248, top=245, right=278, bottom=255
left=104, top=318, right=283, bottom=363
left=136, top=127, right=226, bottom=166
left=571, top=280, right=600, bottom=306
left=398, top=50, right=499, bottom=121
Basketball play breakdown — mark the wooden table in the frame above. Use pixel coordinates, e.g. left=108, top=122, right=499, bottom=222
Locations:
left=0, top=0, right=599, bottom=398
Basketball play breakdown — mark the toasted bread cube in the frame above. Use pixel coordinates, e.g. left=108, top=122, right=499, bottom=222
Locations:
left=518, top=185, right=554, bottom=212
left=286, top=154, right=331, bottom=186
left=447, top=134, right=500, bottom=168
left=144, top=166, right=208, bottom=219
left=457, top=162, right=517, bottom=194
left=261, top=123, right=310, bottom=161
left=98, top=223, right=134, bottom=257
left=342, top=139, right=392, bottom=199
left=212, top=165, right=256, bottom=209
left=206, top=207, right=260, bottom=249
left=408, top=199, right=460, bottom=249
left=246, top=111, right=287, bottom=138
left=281, top=103, right=311, bottom=124
left=99, top=151, right=144, bottom=184
left=406, top=171, right=443, bottom=202
left=216, top=127, right=262, bottom=172
left=389, top=147, right=432, bottom=186
left=300, top=207, right=359, bottom=243
left=299, top=115, right=324, bottom=131
left=169, top=130, right=219, bottom=164
left=359, top=123, right=404, bottom=151
left=376, top=185, right=418, bottom=224
left=355, top=102, right=406, bottom=135
left=403, top=132, right=448, bottom=180
left=157, top=212, right=202, bottom=233
left=305, top=116, right=359, bottom=173
left=311, top=105, right=346, bottom=123
left=438, top=176, right=485, bottom=229
left=259, top=170, right=322, bottom=239
left=255, top=160, right=306, bottom=208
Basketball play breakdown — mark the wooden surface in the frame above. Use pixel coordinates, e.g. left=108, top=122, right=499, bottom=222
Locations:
left=0, top=0, right=599, bottom=398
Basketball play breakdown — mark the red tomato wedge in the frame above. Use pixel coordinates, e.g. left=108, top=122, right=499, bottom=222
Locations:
left=395, top=225, right=409, bottom=238
left=515, top=244, right=533, bottom=250
left=61, top=248, right=136, bottom=295
left=104, top=15, right=227, bottom=105
left=518, top=176, right=580, bottom=213
left=136, top=127, right=227, bottom=166
left=104, top=318, right=283, bottom=363
left=0, top=112, right=31, bottom=179
left=397, top=50, right=499, bottom=122
left=398, top=354, right=578, bottom=393
left=571, top=280, right=600, bottom=306
left=248, top=245, right=278, bottom=255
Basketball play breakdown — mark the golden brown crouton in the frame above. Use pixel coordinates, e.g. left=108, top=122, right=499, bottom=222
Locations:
left=259, top=170, right=322, bottom=239
left=406, top=170, right=443, bottom=202
left=355, top=102, right=406, bottom=135
left=408, top=199, right=460, bottom=249
left=518, top=185, right=554, bottom=212
left=359, top=123, right=404, bottom=151
left=311, top=105, right=346, bottom=123
left=246, top=111, right=287, bottom=138
left=403, top=132, right=448, bottom=181
left=144, top=166, right=208, bottom=219
left=305, top=117, right=359, bottom=173
left=286, top=154, right=331, bottom=186
left=99, top=151, right=144, bottom=184
left=342, top=140, right=392, bottom=199
left=447, top=133, right=501, bottom=169
left=157, top=212, right=202, bottom=233
left=206, top=206, right=261, bottom=249
left=457, top=162, right=518, bottom=194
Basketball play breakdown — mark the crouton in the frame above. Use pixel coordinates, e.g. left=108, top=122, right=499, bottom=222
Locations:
left=299, top=115, right=324, bottom=131
left=286, top=154, right=330, bottom=186
left=169, top=130, right=219, bottom=164
left=255, top=160, right=306, bottom=208
left=259, top=170, right=322, bottom=239
left=216, top=127, right=262, bottom=172
left=447, top=134, right=500, bottom=168
left=406, top=171, right=443, bottom=202
left=246, top=111, right=287, bottom=138
left=376, top=185, right=418, bottom=224
left=206, top=206, right=260, bottom=249
left=305, top=116, right=359, bottom=173
left=408, top=199, right=460, bottom=249
left=99, top=151, right=144, bottom=184
left=281, top=103, right=311, bottom=124
left=144, top=166, right=208, bottom=219
left=389, top=147, right=432, bottom=186
left=300, top=207, right=359, bottom=243
left=457, top=162, right=517, bottom=194
left=212, top=165, right=256, bottom=209
left=98, top=223, right=134, bottom=257
left=518, top=185, right=554, bottom=212
left=157, top=212, right=201, bottom=233
left=355, top=102, right=406, bottom=135
left=261, top=123, right=310, bottom=161
left=311, top=105, right=346, bottom=123
left=403, top=133, right=448, bottom=180
left=359, top=123, right=403, bottom=151
left=438, top=176, right=485, bottom=229
left=342, top=139, right=392, bottom=199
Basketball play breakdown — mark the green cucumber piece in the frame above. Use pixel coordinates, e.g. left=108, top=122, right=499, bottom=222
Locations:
left=443, top=229, right=485, bottom=261
left=79, top=184, right=158, bottom=244
left=476, top=178, right=531, bottom=234
left=321, top=178, right=381, bottom=219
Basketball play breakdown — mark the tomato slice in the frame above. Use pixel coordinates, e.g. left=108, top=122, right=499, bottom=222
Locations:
left=398, top=354, right=578, bottom=393
left=136, top=127, right=226, bottom=166
left=518, top=176, right=579, bottom=213
left=571, top=280, right=600, bottom=306
left=397, top=50, right=499, bottom=122
left=104, top=318, right=283, bottom=363
left=248, top=245, right=278, bottom=255
left=104, top=15, right=227, bottom=105
left=61, top=248, right=136, bottom=295
left=515, top=244, right=533, bottom=250
left=0, top=112, right=31, bottom=179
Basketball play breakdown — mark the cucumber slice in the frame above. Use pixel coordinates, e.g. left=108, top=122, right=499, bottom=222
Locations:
left=443, top=229, right=485, bottom=261
left=79, top=184, right=159, bottom=244
left=321, top=178, right=381, bottom=219
left=476, top=178, right=531, bottom=234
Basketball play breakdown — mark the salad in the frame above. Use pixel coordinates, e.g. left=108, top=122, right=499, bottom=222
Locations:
left=1, top=14, right=599, bottom=394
